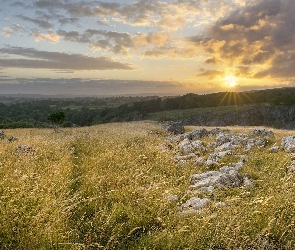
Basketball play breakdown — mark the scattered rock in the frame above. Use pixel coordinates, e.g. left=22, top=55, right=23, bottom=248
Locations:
left=249, top=128, right=274, bottom=138
left=194, top=157, right=206, bottom=167
left=281, top=136, right=295, bottom=152
left=178, top=160, right=187, bottom=166
left=179, top=139, right=206, bottom=155
left=190, top=167, right=244, bottom=190
left=166, top=127, right=276, bottom=213
left=185, top=128, right=208, bottom=140
left=15, top=145, right=34, bottom=154
left=179, top=197, right=210, bottom=214
left=269, top=146, right=279, bottom=153
left=255, top=137, right=267, bottom=147
left=205, top=160, right=220, bottom=168
left=215, top=202, right=227, bottom=208
left=7, top=136, right=18, bottom=142
left=165, top=121, right=185, bottom=135
left=288, top=160, right=295, bottom=173
left=166, top=194, right=179, bottom=201
left=0, top=130, right=5, bottom=139
left=175, top=153, right=196, bottom=161
left=243, top=177, right=254, bottom=188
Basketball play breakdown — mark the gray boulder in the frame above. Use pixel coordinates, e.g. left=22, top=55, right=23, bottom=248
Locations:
left=269, top=146, right=279, bottom=153
left=179, top=139, right=206, bottom=155
left=190, top=168, right=244, bottom=190
left=281, top=136, right=295, bottom=152
left=249, top=128, right=274, bottom=138
left=0, top=130, right=5, bottom=139
left=165, top=121, right=185, bottom=135
left=179, top=197, right=210, bottom=214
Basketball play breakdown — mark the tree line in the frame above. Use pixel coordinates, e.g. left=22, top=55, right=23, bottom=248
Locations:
left=1, top=87, right=295, bottom=128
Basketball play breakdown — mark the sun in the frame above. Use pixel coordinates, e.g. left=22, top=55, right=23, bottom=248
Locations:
left=224, top=75, right=237, bottom=87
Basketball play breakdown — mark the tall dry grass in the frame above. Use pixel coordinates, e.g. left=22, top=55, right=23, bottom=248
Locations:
left=0, top=122, right=294, bottom=249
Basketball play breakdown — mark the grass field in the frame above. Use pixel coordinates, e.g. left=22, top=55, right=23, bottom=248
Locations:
left=0, top=122, right=294, bottom=249
left=147, top=104, right=259, bottom=121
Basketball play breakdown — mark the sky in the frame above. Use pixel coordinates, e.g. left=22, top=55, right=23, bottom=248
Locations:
left=0, top=0, right=295, bottom=96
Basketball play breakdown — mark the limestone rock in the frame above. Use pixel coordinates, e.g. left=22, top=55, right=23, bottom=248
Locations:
left=190, top=168, right=244, bottom=190
left=0, top=130, right=5, bottom=139
left=249, top=128, right=274, bottom=138
left=269, top=146, right=279, bottom=153
left=165, top=121, right=185, bottom=135
left=194, top=157, right=206, bottom=167
left=179, top=197, right=210, bottom=214
left=281, top=136, right=295, bottom=152
left=15, top=145, right=34, bottom=154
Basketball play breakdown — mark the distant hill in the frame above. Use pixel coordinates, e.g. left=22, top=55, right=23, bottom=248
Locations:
left=1, top=87, right=295, bottom=128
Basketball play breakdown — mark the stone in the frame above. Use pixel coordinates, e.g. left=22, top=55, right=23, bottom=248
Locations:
left=208, top=128, right=222, bottom=136
left=205, top=160, right=220, bottom=168
left=0, top=130, right=5, bottom=139
left=185, top=128, right=208, bottom=140
left=175, top=153, right=196, bottom=161
left=190, top=168, right=244, bottom=190
left=15, top=145, right=34, bottom=154
left=243, top=177, right=254, bottom=188
left=7, top=136, right=18, bottom=142
left=255, top=137, right=267, bottom=147
left=281, top=136, right=295, bottom=152
left=269, top=146, right=279, bottom=153
left=166, top=194, right=179, bottom=201
left=165, top=121, right=185, bottom=135
left=249, top=128, right=274, bottom=138
left=179, top=197, right=210, bottom=214
left=179, top=139, right=206, bottom=155
left=215, top=202, right=227, bottom=208
left=194, top=157, right=206, bottom=166
left=178, top=160, right=187, bottom=166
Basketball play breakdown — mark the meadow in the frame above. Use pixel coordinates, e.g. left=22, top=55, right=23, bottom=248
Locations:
left=0, top=121, right=294, bottom=249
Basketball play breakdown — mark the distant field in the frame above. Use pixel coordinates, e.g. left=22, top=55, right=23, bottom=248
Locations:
left=147, top=104, right=258, bottom=121
left=0, top=122, right=294, bottom=249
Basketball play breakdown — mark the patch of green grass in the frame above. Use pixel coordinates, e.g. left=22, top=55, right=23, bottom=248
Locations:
left=147, top=104, right=256, bottom=121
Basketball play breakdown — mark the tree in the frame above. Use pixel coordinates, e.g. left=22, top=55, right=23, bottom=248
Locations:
left=47, top=110, right=66, bottom=132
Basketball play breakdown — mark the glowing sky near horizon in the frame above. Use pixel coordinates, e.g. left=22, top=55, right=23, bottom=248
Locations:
left=0, top=0, right=295, bottom=96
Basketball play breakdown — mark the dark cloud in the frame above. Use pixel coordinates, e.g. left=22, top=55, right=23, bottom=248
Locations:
left=188, top=0, right=295, bottom=79
left=16, top=14, right=53, bottom=29
left=57, top=28, right=133, bottom=54
left=0, top=47, right=134, bottom=70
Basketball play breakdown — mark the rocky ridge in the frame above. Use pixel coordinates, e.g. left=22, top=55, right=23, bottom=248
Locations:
left=164, top=123, right=295, bottom=214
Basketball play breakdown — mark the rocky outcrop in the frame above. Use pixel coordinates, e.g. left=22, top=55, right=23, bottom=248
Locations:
left=166, top=127, right=278, bottom=214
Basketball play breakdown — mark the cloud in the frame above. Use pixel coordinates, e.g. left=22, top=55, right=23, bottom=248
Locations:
left=188, top=0, right=295, bottom=79
left=196, top=69, right=224, bottom=79
left=57, top=28, right=134, bottom=54
left=1, top=27, right=13, bottom=37
left=31, top=30, right=61, bottom=43
left=16, top=14, right=53, bottom=29
left=0, top=47, right=135, bottom=71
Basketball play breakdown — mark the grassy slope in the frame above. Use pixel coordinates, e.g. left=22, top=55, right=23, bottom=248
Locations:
left=0, top=122, right=294, bottom=249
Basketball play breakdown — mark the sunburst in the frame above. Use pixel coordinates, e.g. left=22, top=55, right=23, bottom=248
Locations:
left=224, top=75, right=237, bottom=87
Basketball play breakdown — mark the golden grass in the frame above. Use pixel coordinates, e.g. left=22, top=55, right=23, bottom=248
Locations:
left=0, top=121, right=294, bottom=249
